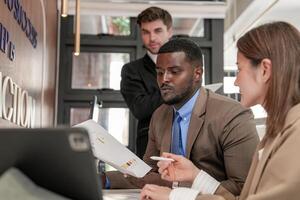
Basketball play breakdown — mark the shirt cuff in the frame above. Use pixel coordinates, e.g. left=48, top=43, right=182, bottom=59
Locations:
left=191, top=170, right=220, bottom=194
left=169, top=187, right=200, bottom=200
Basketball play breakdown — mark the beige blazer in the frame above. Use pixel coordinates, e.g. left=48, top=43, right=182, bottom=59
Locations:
left=238, top=103, right=300, bottom=200
left=107, top=87, right=259, bottom=198
left=196, top=103, right=300, bottom=200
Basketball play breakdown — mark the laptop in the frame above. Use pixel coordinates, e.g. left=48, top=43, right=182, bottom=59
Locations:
left=0, top=128, right=102, bottom=200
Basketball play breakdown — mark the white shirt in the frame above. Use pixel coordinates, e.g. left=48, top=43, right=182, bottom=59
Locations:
left=169, top=170, right=220, bottom=200
left=147, top=51, right=157, bottom=64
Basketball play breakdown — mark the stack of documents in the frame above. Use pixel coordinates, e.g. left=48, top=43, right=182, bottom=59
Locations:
left=75, top=120, right=151, bottom=178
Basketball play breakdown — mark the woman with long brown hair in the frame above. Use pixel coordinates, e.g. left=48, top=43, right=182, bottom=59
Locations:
left=140, top=21, right=300, bottom=200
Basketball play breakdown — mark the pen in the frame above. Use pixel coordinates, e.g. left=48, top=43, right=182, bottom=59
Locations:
left=150, top=156, right=174, bottom=162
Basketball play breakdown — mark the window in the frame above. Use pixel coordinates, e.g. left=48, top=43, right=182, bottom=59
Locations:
left=79, top=16, right=130, bottom=36
left=72, top=52, right=130, bottom=90
left=70, top=107, right=130, bottom=146
left=70, top=107, right=90, bottom=125
left=173, top=18, right=205, bottom=37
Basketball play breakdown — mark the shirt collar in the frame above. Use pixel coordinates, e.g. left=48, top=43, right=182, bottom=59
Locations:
left=147, top=51, right=157, bottom=64
left=174, top=89, right=200, bottom=119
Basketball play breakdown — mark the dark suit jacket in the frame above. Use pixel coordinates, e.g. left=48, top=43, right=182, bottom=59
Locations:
left=120, top=54, right=163, bottom=158
left=107, top=87, right=259, bottom=198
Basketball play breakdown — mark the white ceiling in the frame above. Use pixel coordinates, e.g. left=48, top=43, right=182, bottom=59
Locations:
left=58, top=0, right=227, bottom=18
left=224, top=0, right=300, bottom=69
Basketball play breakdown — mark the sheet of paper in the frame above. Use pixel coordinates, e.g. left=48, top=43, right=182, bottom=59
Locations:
left=75, top=120, right=151, bottom=178
left=103, top=189, right=140, bottom=200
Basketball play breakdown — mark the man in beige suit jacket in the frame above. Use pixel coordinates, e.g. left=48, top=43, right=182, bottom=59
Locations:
left=106, top=38, right=259, bottom=198
left=146, top=104, right=300, bottom=200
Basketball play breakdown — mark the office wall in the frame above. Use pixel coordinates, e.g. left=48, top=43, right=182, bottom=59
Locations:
left=224, top=0, right=254, bottom=30
left=0, top=0, right=57, bottom=127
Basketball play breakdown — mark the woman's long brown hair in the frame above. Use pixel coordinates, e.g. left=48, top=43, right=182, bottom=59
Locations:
left=237, top=21, right=300, bottom=138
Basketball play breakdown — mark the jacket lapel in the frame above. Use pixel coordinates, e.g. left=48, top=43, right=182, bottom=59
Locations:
left=143, top=54, right=156, bottom=77
left=139, top=54, right=159, bottom=92
left=247, top=133, right=281, bottom=194
left=239, top=146, right=260, bottom=199
left=186, top=87, right=207, bottom=158
left=248, top=104, right=300, bottom=193
left=161, top=107, right=174, bottom=154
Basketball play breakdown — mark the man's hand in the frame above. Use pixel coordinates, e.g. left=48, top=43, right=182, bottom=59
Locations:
left=157, top=152, right=200, bottom=183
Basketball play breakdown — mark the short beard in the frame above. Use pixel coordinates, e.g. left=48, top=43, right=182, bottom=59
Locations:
left=163, top=87, right=195, bottom=106
left=161, top=78, right=198, bottom=106
left=163, top=96, right=182, bottom=105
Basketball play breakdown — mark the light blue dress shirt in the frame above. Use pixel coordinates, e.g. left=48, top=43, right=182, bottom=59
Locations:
left=172, top=89, right=200, bottom=156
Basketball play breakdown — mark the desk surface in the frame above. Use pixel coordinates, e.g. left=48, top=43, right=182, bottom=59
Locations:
left=103, top=189, right=140, bottom=200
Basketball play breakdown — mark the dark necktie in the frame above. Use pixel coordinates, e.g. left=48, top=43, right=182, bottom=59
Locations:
left=171, top=112, right=184, bottom=155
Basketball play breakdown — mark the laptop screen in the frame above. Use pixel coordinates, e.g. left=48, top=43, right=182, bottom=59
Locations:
left=90, top=96, right=102, bottom=123
left=0, top=128, right=102, bottom=200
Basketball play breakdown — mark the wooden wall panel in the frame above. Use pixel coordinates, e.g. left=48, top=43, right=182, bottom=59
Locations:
left=42, top=0, right=58, bottom=127
left=0, top=0, right=57, bottom=127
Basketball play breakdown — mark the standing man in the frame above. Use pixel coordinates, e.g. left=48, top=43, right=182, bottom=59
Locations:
left=107, top=38, right=259, bottom=199
left=120, top=7, right=173, bottom=158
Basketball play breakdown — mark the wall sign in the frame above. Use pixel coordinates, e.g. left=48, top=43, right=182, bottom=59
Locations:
left=0, top=0, right=39, bottom=127
left=0, top=72, right=35, bottom=127
left=3, top=0, right=38, bottom=48
left=0, top=23, right=16, bottom=61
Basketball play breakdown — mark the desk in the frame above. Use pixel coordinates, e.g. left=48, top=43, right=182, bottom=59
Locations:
left=103, top=189, right=140, bottom=200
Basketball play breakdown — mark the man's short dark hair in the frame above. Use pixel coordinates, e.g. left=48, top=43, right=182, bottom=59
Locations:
left=158, top=38, right=203, bottom=67
left=137, top=7, right=172, bottom=29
